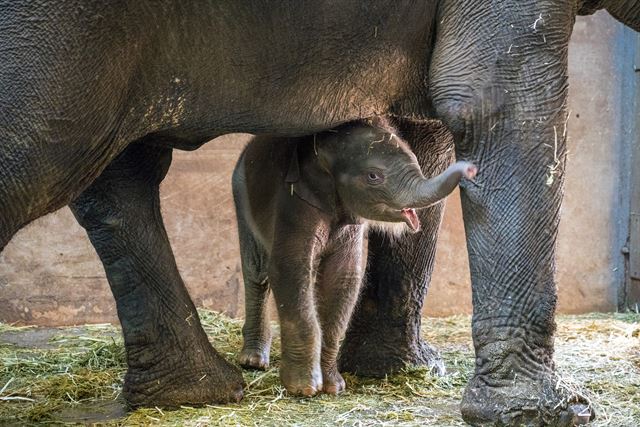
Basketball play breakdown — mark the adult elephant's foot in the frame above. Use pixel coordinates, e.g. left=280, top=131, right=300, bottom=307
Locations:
left=338, top=319, right=445, bottom=377
left=461, top=368, right=593, bottom=426
left=123, top=342, right=245, bottom=408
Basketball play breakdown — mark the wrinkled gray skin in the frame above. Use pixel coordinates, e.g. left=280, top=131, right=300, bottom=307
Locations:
left=0, top=1, right=637, bottom=424
left=233, top=120, right=476, bottom=396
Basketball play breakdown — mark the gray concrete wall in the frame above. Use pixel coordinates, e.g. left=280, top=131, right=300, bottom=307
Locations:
left=0, top=12, right=633, bottom=325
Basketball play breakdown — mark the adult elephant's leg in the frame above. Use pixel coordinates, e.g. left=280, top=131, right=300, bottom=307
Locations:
left=455, top=119, right=590, bottom=426
left=339, top=119, right=454, bottom=376
left=430, top=2, right=590, bottom=425
left=69, top=142, right=244, bottom=407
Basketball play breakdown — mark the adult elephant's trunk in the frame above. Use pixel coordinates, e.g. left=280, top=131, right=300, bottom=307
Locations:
left=407, top=161, right=476, bottom=208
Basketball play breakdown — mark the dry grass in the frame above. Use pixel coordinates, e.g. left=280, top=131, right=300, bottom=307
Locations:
left=0, top=311, right=637, bottom=426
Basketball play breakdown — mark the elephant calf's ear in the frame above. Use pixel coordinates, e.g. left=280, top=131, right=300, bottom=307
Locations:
left=285, top=143, right=336, bottom=215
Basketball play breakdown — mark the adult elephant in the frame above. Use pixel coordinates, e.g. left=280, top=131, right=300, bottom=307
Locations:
left=0, top=0, right=637, bottom=425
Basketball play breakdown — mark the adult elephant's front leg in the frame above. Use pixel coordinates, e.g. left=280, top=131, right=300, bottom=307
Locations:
left=339, top=120, right=454, bottom=376
left=454, top=127, right=590, bottom=426
left=70, top=142, right=244, bottom=407
left=430, top=1, right=591, bottom=425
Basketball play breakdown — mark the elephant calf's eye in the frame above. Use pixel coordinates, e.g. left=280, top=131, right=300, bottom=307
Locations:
left=366, top=172, right=384, bottom=185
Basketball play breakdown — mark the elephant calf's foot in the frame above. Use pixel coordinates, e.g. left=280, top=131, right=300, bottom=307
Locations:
left=280, top=361, right=323, bottom=397
left=238, top=346, right=270, bottom=370
left=123, top=343, right=245, bottom=408
left=461, top=370, right=593, bottom=427
left=321, top=366, right=346, bottom=395
left=339, top=322, right=445, bottom=377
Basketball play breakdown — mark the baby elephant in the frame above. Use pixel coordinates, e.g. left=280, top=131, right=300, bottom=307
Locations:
left=232, top=119, right=476, bottom=396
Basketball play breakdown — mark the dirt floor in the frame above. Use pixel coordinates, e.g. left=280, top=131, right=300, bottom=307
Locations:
left=0, top=311, right=638, bottom=426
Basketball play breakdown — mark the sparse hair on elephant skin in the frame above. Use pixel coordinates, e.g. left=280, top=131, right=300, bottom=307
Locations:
left=232, top=118, right=476, bottom=397
left=365, top=219, right=414, bottom=240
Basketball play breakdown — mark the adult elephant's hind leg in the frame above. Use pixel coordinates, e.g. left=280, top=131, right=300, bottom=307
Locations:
left=339, top=120, right=453, bottom=377
left=70, top=142, right=244, bottom=408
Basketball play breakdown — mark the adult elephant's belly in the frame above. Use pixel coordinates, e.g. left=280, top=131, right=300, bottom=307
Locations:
left=123, top=2, right=437, bottom=150
left=134, top=72, right=433, bottom=152
left=136, top=70, right=434, bottom=153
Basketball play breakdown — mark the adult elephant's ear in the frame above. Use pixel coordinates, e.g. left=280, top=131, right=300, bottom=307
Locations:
left=285, top=142, right=336, bottom=214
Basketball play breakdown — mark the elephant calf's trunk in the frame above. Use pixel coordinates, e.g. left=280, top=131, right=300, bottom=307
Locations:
left=412, top=161, right=477, bottom=208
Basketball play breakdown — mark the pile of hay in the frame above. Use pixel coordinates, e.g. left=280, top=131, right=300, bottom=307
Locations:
left=0, top=311, right=638, bottom=426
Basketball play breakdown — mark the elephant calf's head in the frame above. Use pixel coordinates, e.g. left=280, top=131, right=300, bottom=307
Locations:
left=315, top=118, right=477, bottom=233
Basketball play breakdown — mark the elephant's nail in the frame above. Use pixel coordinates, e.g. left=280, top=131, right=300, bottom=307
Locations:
left=301, top=386, right=317, bottom=397
left=324, top=385, right=340, bottom=394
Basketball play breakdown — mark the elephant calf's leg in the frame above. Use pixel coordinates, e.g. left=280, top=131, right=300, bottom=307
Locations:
left=315, top=231, right=364, bottom=394
left=235, top=184, right=272, bottom=370
left=238, top=278, right=271, bottom=370
left=237, top=221, right=272, bottom=370
left=70, top=142, right=244, bottom=408
left=269, top=242, right=323, bottom=396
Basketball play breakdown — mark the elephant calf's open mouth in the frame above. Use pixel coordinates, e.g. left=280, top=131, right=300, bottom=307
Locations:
left=400, top=208, right=420, bottom=231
